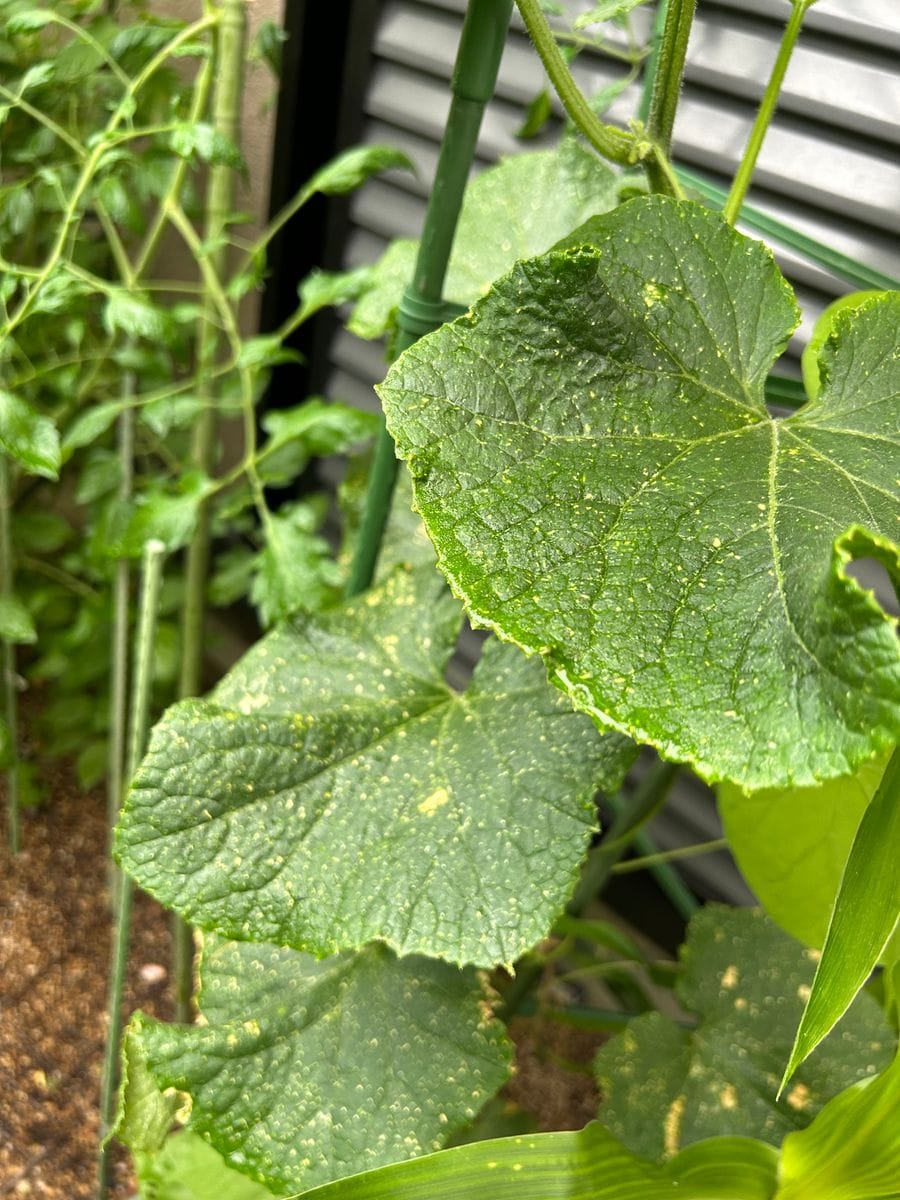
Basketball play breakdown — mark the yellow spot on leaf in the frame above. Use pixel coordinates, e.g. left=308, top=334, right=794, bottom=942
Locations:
left=418, top=787, right=450, bottom=816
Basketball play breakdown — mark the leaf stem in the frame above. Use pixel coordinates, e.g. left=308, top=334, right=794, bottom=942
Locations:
left=97, top=539, right=166, bottom=1199
left=723, top=0, right=816, bottom=226
left=515, top=0, right=636, bottom=165
left=644, top=0, right=695, bottom=159
left=611, top=836, right=728, bottom=875
left=0, top=458, right=19, bottom=853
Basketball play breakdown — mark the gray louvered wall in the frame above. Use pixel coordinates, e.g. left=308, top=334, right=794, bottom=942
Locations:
left=324, top=1, right=900, bottom=906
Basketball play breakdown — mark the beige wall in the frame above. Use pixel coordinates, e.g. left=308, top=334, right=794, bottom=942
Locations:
left=154, top=0, right=286, bottom=330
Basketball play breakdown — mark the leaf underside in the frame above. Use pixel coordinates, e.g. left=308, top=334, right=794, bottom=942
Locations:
left=126, top=935, right=511, bottom=1195
left=379, top=196, right=900, bottom=790
left=116, top=566, right=634, bottom=966
left=593, top=907, right=894, bottom=1161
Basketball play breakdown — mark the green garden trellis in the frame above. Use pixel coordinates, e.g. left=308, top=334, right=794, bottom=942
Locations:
left=346, top=0, right=514, bottom=596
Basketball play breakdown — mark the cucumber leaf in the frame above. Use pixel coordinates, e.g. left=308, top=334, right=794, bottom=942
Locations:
left=594, top=907, right=894, bottom=1160
left=116, top=566, right=634, bottom=966
left=718, top=755, right=889, bottom=948
left=348, top=142, right=619, bottom=340
left=121, top=935, right=511, bottom=1196
left=380, top=197, right=900, bottom=790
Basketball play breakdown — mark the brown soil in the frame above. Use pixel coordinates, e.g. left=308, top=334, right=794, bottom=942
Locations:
left=0, top=770, right=173, bottom=1199
left=0, top=766, right=604, bottom=1198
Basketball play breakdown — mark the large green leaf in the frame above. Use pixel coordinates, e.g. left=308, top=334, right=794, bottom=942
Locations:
left=379, top=197, right=900, bottom=790
left=348, top=142, right=619, bottom=340
left=718, top=756, right=888, bottom=948
left=117, top=566, right=633, bottom=966
left=593, top=906, right=894, bottom=1161
left=299, top=1124, right=778, bottom=1200
left=775, top=1052, right=900, bottom=1200
left=783, top=747, right=900, bottom=1086
left=122, top=935, right=511, bottom=1196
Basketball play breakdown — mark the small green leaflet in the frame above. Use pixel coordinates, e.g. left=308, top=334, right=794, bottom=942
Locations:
left=593, top=907, right=894, bottom=1160
left=380, top=197, right=900, bottom=790
left=116, top=566, right=633, bottom=966
left=776, top=1051, right=900, bottom=1200
left=120, top=935, right=511, bottom=1195
left=299, top=1124, right=778, bottom=1200
left=348, top=142, right=620, bottom=340
left=0, top=391, right=60, bottom=479
left=301, top=144, right=413, bottom=202
left=252, top=504, right=339, bottom=626
left=0, top=594, right=37, bottom=644
left=719, top=755, right=888, bottom=949
left=783, top=748, right=900, bottom=1088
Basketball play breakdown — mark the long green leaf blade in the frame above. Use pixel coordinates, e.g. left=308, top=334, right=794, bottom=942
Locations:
left=782, top=747, right=900, bottom=1088
left=299, top=1124, right=779, bottom=1200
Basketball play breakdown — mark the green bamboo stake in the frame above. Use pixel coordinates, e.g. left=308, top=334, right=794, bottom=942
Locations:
left=723, top=0, right=816, bottom=226
left=346, top=0, right=514, bottom=596
left=97, top=539, right=166, bottom=1199
left=175, top=0, right=246, bottom=1023
left=0, top=456, right=19, bottom=853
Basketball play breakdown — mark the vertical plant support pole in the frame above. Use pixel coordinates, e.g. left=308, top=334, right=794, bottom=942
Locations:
left=106, top=382, right=134, bottom=878
left=723, top=0, right=815, bottom=225
left=97, top=539, right=166, bottom=1200
left=346, top=0, right=514, bottom=596
left=175, top=0, right=246, bottom=1023
left=0, top=456, right=19, bottom=853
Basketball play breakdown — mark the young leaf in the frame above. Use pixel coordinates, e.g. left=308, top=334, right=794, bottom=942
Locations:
left=574, top=0, right=649, bottom=29
left=115, top=475, right=214, bottom=557
left=782, top=748, right=900, bottom=1088
left=299, top=1124, right=777, bottom=1200
left=103, top=291, right=173, bottom=341
left=0, top=391, right=60, bottom=479
left=380, top=198, right=900, bottom=790
left=349, top=142, right=619, bottom=340
left=260, top=397, right=377, bottom=459
left=62, top=401, right=124, bottom=456
left=116, top=566, right=634, bottom=966
left=168, top=122, right=245, bottom=170
left=251, top=505, right=339, bottom=625
left=775, top=1052, right=900, bottom=1200
left=593, top=907, right=894, bottom=1161
left=0, top=594, right=37, bottom=644
left=120, top=935, right=511, bottom=1195
left=718, top=755, right=889, bottom=948
left=304, top=144, right=413, bottom=198
left=296, top=265, right=374, bottom=323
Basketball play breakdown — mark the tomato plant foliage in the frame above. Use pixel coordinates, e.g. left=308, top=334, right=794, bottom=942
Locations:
left=380, top=197, right=900, bottom=790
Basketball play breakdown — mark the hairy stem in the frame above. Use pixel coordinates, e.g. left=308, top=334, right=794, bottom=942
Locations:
left=97, top=540, right=166, bottom=1199
left=515, top=0, right=636, bottom=166
left=723, top=0, right=815, bottom=225
left=644, top=0, right=695, bottom=158
left=0, top=458, right=19, bottom=853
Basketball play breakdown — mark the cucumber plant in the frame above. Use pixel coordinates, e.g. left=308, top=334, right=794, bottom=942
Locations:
left=102, top=0, right=900, bottom=1194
